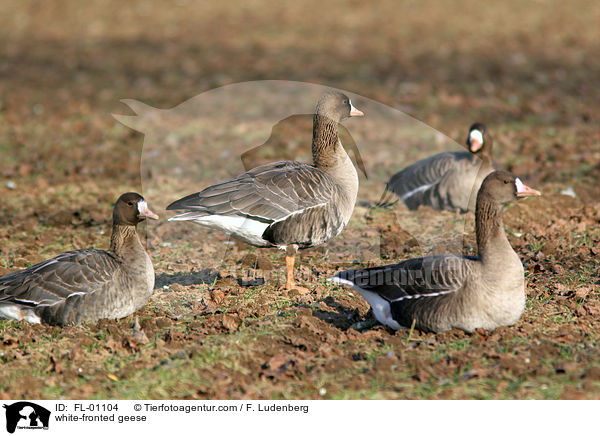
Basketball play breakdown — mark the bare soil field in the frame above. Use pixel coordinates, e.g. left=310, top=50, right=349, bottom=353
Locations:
left=0, top=0, right=599, bottom=399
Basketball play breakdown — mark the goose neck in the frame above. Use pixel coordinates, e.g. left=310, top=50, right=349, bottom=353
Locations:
left=475, top=194, right=510, bottom=262
left=471, top=150, right=492, bottom=167
left=312, top=113, right=341, bottom=169
left=110, top=224, right=142, bottom=257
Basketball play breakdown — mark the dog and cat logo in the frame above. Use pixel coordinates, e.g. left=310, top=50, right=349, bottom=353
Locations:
left=2, top=402, right=50, bottom=433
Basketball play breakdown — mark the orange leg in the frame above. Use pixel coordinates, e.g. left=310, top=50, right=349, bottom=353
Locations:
left=285, top=254, right=296, bottom=290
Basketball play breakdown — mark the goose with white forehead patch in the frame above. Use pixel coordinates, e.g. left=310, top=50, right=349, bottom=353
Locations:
left=167, top=91, right=364, bottom=291
left=0, top=193, right=158, bottom=325
left=378, top=122, right=498, bottom=212
left=333, top=171, right=540, bottom=333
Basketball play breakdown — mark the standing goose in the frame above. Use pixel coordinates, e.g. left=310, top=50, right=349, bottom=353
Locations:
left=167, top=91, right=364, bottom=290
left=332, top=171, right=540, bottom=333
left=378, top=122, right=497, bottom=212
left=0, top=193, right=158, bottom=325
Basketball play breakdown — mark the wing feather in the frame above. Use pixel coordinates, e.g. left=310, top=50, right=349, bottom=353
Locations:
left=0, top=249, right=121, bottom=308
left=334, top=254, right=475, bottom=302
left=167, top=161, right=339, bottom=224
left=382, top=151, right=471, bottom=208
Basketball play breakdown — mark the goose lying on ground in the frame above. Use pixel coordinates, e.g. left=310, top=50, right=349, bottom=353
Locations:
left=0, top=193, right=158, bottom=325
left=167, top=91, right=364, bottom=290
left=332, top=171, right=540, bottom=333
left=378, top=122, right=497, bottom=212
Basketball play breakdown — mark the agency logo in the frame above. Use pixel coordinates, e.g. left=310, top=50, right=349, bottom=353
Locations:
left=2, top=402, right=50, bottom=433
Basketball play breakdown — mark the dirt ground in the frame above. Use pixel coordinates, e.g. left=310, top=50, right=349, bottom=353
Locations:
left=0, top=0, right=599, bottom=399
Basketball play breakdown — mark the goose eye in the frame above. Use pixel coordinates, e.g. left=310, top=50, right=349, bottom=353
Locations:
left=504, top=180, right=510, bottom=184
left=127, top=201, right=134, bottom=206
left=343, top=99, right=348, bottom=104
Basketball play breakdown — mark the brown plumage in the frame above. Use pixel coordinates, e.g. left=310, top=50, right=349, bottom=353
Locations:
left=167, top=91, right=364, bottom=290
left=378, top=122, right=498, bottom=212
left=333, top=171, right=541, bottom=333
left=0, top=193, right=158, bottom=325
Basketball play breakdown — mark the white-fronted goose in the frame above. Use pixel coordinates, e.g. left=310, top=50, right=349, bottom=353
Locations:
left=0, top=193, right=158, bottom=325
left=332, top=171, right=541, bottom=333
left=378, top=122, right=497, bottom=212
left=167, top=91, right=364, bottom=290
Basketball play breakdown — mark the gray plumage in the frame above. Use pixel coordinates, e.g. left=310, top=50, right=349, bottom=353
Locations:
left=0, top=193, right=158, bottom=325
left=168, top=161, right=347, bottom=248
left=167, top=91, right=364, bottom=289
left=333, top=171, right=541, bottom=333
left=379, top=122, right=497, bottom=212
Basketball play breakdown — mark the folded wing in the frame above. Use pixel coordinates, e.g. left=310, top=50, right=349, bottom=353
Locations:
left=0, top=249, right=120, bottom=309
left=167, top=161, right=340, bottom=227
left=334, top=254, right=475, bottom=301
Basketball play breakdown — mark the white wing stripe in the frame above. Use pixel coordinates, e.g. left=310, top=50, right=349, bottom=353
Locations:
left=389, top=288, right=457, bottom=302
left=330, top=275, right=459, bottom=303
left=13, top=298, right=41, bottom=305
left=271, top=201, right=329, bottom=224
left=401, top=182, right=434, bottom=201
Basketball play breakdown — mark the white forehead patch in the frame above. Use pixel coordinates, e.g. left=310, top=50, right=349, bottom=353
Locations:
left=137, top=200, right=147, bottom=213
left=348, top=99, right=364, bottom=117
left=470, top=129, right=484, bottom=145
left=515, top=178, right=525, bottom=193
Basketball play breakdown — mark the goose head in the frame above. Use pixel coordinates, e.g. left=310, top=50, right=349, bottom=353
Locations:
left=315, top=91, right=364, bottom=123
left=479, top=171, right=541, bottom=205
left=466, top=122, right=491, bottom=154
left=113, top=192, right=159, bottom=226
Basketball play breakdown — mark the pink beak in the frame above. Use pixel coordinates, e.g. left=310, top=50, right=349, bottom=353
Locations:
left=349, top=101, right=364, bottom=117
left=515, top=178, right=541, bottom=197
left=469, top=139, right=483, bottom=152
left=138, top=201, right=159, bottom=220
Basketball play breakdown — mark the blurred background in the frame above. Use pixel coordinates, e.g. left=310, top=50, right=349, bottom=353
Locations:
left=1, top=0, right=598, bottom=190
